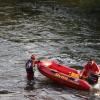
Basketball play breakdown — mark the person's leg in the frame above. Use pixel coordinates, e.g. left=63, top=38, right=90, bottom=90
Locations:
left=27, top=72, right=34, bottom=81
left=26, top=65, right=34, bottom=81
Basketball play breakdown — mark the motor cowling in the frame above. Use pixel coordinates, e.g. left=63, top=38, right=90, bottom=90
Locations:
left=87, top=73, right=99, bottom=85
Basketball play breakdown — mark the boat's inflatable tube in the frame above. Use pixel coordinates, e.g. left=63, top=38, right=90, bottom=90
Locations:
left=36, top=60, right=92, bottom=91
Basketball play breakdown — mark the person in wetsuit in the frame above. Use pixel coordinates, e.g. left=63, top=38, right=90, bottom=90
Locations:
left=25, top=55, right=36, bottom=81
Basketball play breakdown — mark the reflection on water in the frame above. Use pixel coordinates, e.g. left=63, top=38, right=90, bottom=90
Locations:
left=0, top=0, right=100, bottom=100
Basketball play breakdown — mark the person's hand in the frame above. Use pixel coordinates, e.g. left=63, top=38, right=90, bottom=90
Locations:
left=79, top=75, right=88, bottom=80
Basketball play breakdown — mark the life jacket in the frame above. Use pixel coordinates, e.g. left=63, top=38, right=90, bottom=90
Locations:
left=81, top=61, right=100, bottom=78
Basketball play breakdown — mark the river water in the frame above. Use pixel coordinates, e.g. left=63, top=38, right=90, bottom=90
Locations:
left=0, top=0, right=100, bottom=100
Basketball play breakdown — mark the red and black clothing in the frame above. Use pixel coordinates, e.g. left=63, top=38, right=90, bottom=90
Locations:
left=81, top=61, right=100, bottom=78
left=80, top=61, right=100, bottom=84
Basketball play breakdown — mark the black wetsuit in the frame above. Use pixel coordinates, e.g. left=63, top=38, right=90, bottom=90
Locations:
left=25, top=59, right=34, bottom=80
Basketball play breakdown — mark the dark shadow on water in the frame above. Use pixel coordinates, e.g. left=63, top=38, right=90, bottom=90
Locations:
left=0, top=90, right=14, bottom=94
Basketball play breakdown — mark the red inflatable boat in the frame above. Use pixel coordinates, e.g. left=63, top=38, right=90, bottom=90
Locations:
left=35, top=60, right=92, bottom=91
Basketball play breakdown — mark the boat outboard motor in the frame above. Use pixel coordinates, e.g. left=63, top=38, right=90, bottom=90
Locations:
left=87, top=73, right=99, bottom=85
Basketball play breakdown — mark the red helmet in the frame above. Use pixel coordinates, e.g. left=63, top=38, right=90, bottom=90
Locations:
left=31, top=54, right=35, bottom=60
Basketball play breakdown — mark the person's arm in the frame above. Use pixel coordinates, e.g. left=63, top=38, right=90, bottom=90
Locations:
left=92, top=63, right=100, bottom=74
left=80, top=70, right=88, bottom=79
left=80, top=64, right=89, bottom=79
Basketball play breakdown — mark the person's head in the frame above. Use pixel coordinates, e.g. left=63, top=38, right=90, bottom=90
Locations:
left=87, top=59, right=95, bottom=66
left=31, top=54, right=35, bottom=61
